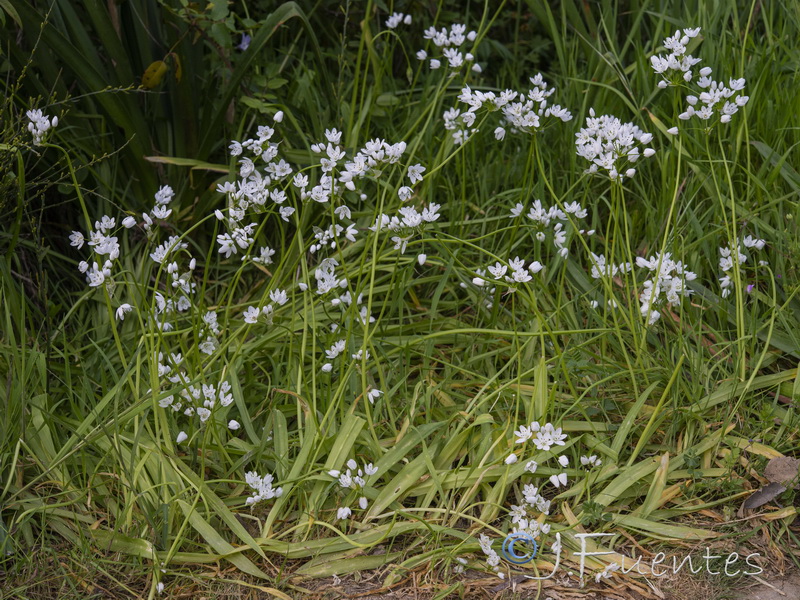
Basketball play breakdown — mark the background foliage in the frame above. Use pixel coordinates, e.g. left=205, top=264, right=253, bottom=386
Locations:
left=1, top=0, right=800, bottom=598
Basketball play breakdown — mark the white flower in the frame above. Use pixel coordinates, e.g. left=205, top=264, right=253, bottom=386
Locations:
left=153, top=185, right=174, bottom=205
left=509, top=203, right=524, bottom=218
left=407, top=163, right=426, bottom=184
left=324, top=128, right=342, bottom=144
left=494, top=127, right=506, bottom=140
left=533, top=423, right=567, bottom=451
left=514, top=425, right=532, bottom=443
left=575, top=113, right=655, bottom=180
left=26, top=108, right=57, bottom=145
left=270, top=289, right=288, bottom=305
left=176, top=431, right=188, bottom=444
left=505, top=453, right=518, bottom=465
left=524, top=460, right=538, bottom=474
left=528, top=261, right=543, bottom=273
left=253, top=246, right=276, bottom=265
left=115, top=303, right=133, bottom=320
left=122, top=216, right=137, bottom=228
left=245, top=472, right=283, bottom=506
left=398, top=186, right=413, bottom=201
left=243, top=306, right=260, bottom=323
left=385, top=12, right=404, bottom=29
left=69, top=231, right=85, bottom=249
left=488, top=262, right=507, bottom=279
left=359, top=496, right=368, bottom=510
left=557, top=455, right=569, bottom=467
left=274, top=110, right=284, bottom=123
left=564, top=201, right=587, bottom=218
left=417, top=254, right=427, bottom=266
left=337, top=506, right=352, bottom=520
left=549, top=472, right=568, bottom=488
left=366, top=388, right=383, bottom=404
left=326, top=340, right=346, bottom=359
left=228, top=420, right=240, bottom=430
left=151, top=205, right=172, bottom=220
left=581, top=455, right=602, bottom=468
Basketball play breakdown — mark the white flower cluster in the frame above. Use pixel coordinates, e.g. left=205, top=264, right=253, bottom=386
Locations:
left=478, top=534, right=504, bottom=578
left=651, top=27, right=749, bottom=128
left=218, top=123, right=422, bottom=270
left=416, top=23, right=480, bottom=73
left=309, top=131, right=408, bottom=199
left=588, top=253, right=633, bottom=280
left=330, top=290, right=375, bottom=329
left=461, top=267, right=496, bottom=310
left=310, top=257, right=345, bottom=295
left=635, top=252, right=697, bottom=325
left=677, top=75, right=749, bottom=125
left=575, top=109, right=655, bottom=181
left=650, top=27, right=702, bottom=85
left=516, top=199, right=592, bottom=259
left=215, top=115, right=293, bottom=260
left=446, top=74, right=572, bottom=145
left=199, top=310, right=221, bottom=355
left=71, top=183, right=233, bottom=437
left=241, top=288, right=288, bottom=325
left=310, top=223, right=358, bottom=254
left=476, top=256, right=543, bottom=291
left=70, top=185, right=192, bottom=333
left=328, top=459, right=379, bottom=520
left=245, top=471, right=283, bottom=506
left=26, top=109, right=58, bottom=145
left=217, top=120, right=430, bottom=372
left=581, top=454, right=602, bottom=468
left=321, top=339, right=346, bottom=373
left=385, top=11, right=411, bottom=29
left=512, top=421, right=567, bottom=452
left=70, top=216, right=120, bottom=289
left=155, top=357, right=236, bottom=424
left=718, top=235, right=766, bottom=298
left=370, top=202, right=441, bottom=254
left=478, top=420, right=578, bottom=579
left=252, top=245, right=276, bottom=265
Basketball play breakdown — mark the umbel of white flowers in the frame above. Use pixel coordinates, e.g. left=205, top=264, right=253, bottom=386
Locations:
left=650, top=27, right=749, bottom=128
left=27, top=109, right=58, bottom=145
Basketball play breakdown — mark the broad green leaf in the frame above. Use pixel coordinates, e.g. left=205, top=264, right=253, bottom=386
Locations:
left=176, top=499, right=269, bottom=579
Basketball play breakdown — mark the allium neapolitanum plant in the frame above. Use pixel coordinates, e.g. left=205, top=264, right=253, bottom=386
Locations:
left=6, top=9, right=798, bottom=596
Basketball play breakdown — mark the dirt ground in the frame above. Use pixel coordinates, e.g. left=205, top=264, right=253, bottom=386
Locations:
left=731, top=571, right=800, bottom=600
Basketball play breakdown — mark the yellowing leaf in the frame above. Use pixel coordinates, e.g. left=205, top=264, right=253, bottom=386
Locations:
left=142, top=61, right=168, bottom=89
left=167, top=52, right=182, bottom=82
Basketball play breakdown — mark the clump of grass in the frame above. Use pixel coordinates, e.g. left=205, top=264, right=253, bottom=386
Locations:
left=1, top=1, right=799, bottom=597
